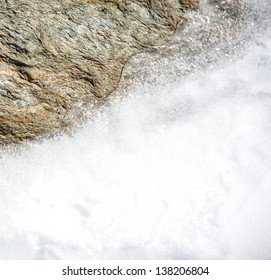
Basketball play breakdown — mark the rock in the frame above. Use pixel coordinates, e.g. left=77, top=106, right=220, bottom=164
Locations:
left=0, top=0, right=198, bottom=144
left=117, top=0, right=246, bottom=90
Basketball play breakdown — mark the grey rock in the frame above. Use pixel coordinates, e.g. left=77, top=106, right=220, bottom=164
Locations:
left=0, top=0, right=198, bottom=144
left=117, top=0, right=247, bottom=90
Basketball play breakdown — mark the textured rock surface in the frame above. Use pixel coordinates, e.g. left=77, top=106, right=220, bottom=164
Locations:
left=0, top=0, right=198, bottom=144
left=118, top=0, right=246, bottom=90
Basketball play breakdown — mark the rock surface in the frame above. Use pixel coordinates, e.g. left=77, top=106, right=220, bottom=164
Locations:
left=0, top=0, right=198, bottom=144
left=118, top=0, right=246, bottom=90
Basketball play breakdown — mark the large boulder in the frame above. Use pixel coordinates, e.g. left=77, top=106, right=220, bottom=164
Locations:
left=0, top=0, right=198, bottom=144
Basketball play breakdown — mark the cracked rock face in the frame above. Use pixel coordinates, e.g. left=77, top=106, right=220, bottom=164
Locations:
left=0, top=0, right=198, bottom=144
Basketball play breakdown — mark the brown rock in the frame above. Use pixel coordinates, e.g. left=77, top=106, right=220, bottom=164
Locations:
left=0, top=0, right=198, bottom=144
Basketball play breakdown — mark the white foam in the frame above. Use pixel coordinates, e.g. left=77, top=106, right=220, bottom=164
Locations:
left=0, top=1, right=271, bottom=259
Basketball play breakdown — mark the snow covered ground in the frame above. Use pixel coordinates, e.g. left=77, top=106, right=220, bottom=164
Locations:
left=0, top=0, right=271, bottom=259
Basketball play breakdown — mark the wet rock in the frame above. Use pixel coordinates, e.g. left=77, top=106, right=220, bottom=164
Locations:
left=117, top=0, right=246, bottom=93
left=0, top=0, right=198, bottom=144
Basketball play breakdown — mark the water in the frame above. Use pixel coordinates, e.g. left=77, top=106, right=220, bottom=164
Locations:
left=0, top=0, right=271, bottom=259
